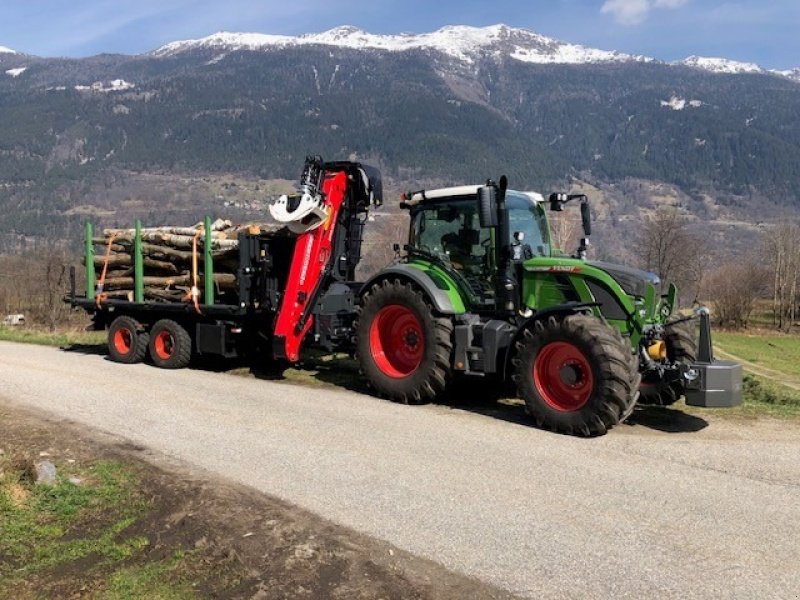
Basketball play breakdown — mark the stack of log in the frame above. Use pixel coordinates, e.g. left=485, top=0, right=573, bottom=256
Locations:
left=93, top=218, right=286, bottom=303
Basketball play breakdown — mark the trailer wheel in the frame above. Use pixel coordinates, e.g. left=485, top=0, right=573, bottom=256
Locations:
left=639, top=319, right=697, bottom=406
left=107, top=316, right=148, bottom=364
left=513, top=314, right=639, bottom=436
left=356, top=279, right=453, bottom=404
left=148, top=319, right=192, bottom=369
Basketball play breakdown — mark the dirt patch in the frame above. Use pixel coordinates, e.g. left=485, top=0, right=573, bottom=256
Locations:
left=0, top=402, right=515, bottom=599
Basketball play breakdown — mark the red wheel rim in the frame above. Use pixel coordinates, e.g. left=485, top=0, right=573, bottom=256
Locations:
left=154, top=330, right=175, bottom=361
left=533, top=341, right=594, bottom=412
left=113, top=328, right=133, bottom=355
left=369, top=305, right=424, bottom=378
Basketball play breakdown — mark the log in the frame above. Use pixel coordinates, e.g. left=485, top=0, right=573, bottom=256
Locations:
left=144, top=288, right=186, bottom=302
left=103, top=273, right=236, bottom=290
left=94, top=254, right=181, bottom=274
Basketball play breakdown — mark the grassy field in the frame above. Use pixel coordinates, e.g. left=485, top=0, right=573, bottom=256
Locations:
left=714, top=330, right=800, bottom=379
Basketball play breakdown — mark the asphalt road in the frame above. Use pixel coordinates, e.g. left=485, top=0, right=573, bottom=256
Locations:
left=2, top=341, right=799, bottom=599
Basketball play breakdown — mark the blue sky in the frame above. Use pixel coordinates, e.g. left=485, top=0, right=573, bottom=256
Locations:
left=0, top=0, right=797, bottom=69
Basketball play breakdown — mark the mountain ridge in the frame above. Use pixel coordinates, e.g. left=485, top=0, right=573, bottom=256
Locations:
left=148, top=24, right=798, bottom=81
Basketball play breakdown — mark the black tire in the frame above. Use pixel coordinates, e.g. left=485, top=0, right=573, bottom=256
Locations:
left=513, top=314, right=639, bottom=436
left=148, top=319, right=192, bottom=369
left=107, top=316, right=148, bottom=364
left=355, top=278, right=453, bottom=404
left=638, top=320, right=697, bottom=406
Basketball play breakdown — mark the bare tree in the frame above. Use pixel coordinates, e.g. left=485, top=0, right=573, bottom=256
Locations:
left=705, top=262, right=769, bottom=329
left=765, top=222, right=800, bottom=330
left=636, top=207, right=708, bottom=303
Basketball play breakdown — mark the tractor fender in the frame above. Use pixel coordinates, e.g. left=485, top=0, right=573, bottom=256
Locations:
left=359, top=265, right=458, bottom=315
left=502, top=302, right=597, bottom=380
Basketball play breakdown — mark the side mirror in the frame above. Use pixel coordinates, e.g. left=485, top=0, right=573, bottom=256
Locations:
left=549, top=192, right=567, bottom=212
left=478, top=186, right=498, bottom=228
left=581, top=202, right=591, bottom=236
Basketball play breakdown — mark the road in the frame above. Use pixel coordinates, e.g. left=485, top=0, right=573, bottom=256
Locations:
left=2, top=341, right=799, bottom=599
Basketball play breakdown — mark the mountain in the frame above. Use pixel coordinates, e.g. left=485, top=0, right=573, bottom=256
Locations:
left=0, top=24, right=799, bottom=258
left=153, top=24, right=651, bottom=65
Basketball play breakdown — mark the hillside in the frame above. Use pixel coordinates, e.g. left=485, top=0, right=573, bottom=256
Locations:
left=0, top=24, right=798, bottom=261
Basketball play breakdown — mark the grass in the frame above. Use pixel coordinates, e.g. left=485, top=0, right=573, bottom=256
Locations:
left=0, top=459, right=147, bottom=583
left=0, top=324, right=105, bottom=349
left=100, top=554, right=195, bottom=600
left=0, top=454, right=203, bottom=599
left=714, top=330, right=800, bottom=379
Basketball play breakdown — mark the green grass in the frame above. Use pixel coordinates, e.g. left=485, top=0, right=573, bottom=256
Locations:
left=714, top=330, right=800, bottom=379
left=0, top=325, right=105, bottom=348
left=0, top=459, right=147, bottom=583
left=100, top=553, right=195, bottom=600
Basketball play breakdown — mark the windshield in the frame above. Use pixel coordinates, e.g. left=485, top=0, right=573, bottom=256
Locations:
left=409, top=192, right=551, bottom=264
left=506, top=192, right=551, bottom=256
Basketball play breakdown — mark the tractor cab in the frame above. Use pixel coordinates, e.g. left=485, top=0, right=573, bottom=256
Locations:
left=402, top=185, right=552, bottom=310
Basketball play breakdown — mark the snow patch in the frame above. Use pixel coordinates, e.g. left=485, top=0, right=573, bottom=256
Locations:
left=5, top=67, right=26, bottom=77
left=660, top=96, right=703, bottom=111
left=205, top=53, right=227, bottom=65
left=771, top=67, right=800, bottom=83
left=152, top=24, right=652, bottom=66
left=0, top=46, right=15, bottom=54
left=75, top=79, right=135, bottom=93
left=678, top=56, right=762, bottom=74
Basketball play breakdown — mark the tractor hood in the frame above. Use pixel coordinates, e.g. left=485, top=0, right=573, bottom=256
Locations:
left=587, top=261, right=660, bottom=298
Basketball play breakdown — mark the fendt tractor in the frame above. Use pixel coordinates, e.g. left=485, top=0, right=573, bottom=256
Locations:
left=68, top=156, right=742, bottom=436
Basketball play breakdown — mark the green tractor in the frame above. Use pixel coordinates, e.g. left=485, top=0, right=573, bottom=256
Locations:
left=355, top=176, right=741, bottom=435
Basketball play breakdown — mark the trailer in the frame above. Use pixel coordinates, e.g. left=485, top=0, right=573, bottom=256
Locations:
left=68, top=157, right=383, bottom=367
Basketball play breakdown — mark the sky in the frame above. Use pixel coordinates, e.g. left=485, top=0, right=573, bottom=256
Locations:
left=0, top=0, right=797, bottom=69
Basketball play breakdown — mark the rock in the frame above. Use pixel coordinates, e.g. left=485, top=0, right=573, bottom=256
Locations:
left=68, top=476, right=83, bottom=486
left=34, top=460, right=57, bottom=485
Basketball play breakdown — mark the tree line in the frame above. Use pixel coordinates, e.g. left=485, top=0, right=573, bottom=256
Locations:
left=637, top=208, right=798, bottom=330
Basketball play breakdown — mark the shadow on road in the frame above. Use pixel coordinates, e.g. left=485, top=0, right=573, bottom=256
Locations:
left=61, top=342, right=106, bottom=356
left=625, top=405, right=709, bottom=433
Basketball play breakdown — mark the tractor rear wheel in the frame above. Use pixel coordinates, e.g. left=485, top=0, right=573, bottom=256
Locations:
left=639, top=319, right=697, bottom=406
left=107, top=316, right=148, bottom=364
left=513, top=314, right=639, bottom=436
left=148, top=319, right=192, bottom=369
left=356, top=279, right=453, bottom=404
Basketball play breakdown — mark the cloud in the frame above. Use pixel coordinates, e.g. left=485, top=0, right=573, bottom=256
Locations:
left=601, top=0, right=688, bottom=25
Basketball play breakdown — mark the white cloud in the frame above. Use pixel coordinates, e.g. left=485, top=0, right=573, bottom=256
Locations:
left=654, top=0, right=689, bottom=8
left=601, top=0, right=689, bottom=25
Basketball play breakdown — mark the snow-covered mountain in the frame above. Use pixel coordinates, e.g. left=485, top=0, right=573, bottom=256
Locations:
left=0, top=45, right=16, bottom=54
left=153, top=24, right=800, bottom=84
left=153, top=24, right=651, bottom=65
left=677, top=55, right=763, bottom=75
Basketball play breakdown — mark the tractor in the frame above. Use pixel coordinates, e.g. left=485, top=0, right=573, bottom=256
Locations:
left=355, top=176, right=741, bottom=435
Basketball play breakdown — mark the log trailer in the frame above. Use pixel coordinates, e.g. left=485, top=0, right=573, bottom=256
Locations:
left=68, top=156, right=741, bottom=436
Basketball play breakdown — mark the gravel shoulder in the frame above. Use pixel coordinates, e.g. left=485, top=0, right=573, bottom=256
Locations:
left=0, top=401, right=512, bottom=599
left=3, top=341, right=800, bottom=599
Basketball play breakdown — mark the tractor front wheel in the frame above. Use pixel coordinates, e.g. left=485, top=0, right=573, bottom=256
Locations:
left=107, top=316, right=148, bottom=364
left=356, top=279, right=453, bottom=404
left=513, top=314, right=639, bottom=436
